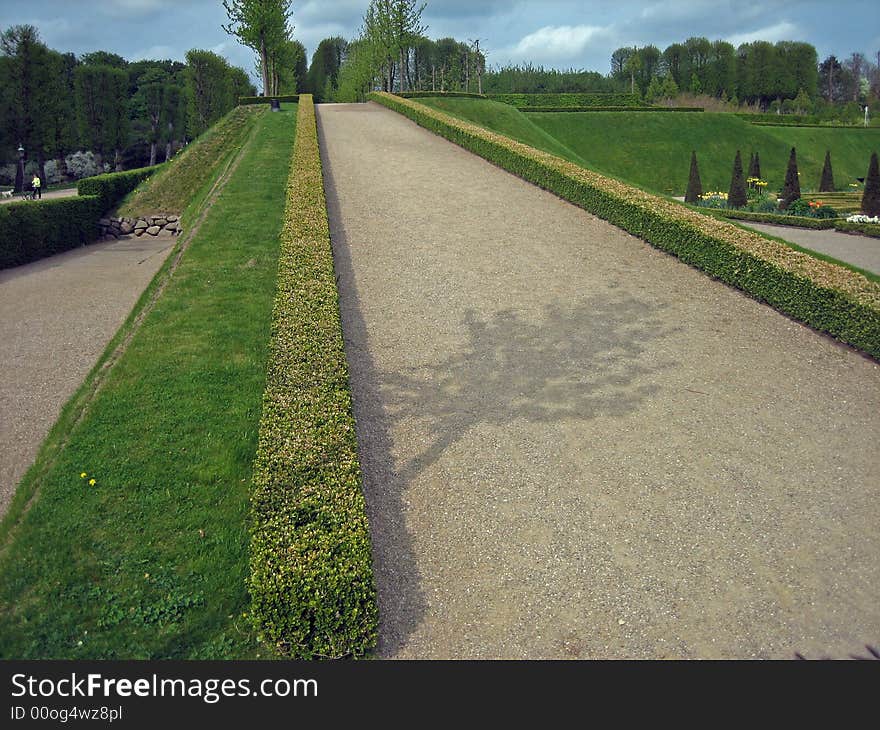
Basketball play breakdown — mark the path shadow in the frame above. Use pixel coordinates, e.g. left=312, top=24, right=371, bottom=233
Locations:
left=319, top=109, right=679, bottom=656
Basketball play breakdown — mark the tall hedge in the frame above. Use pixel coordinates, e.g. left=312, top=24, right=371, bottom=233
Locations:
left=0, top=196, right=102, bottom=270
left=728, top=150, right=748, bottom=208
left=368, top=91, right=880, bottom=359
left=77, top=165, right=162, bottom=214
left=862, top=152, right=880, bottom=217
left=685, top=150, right=702, bottom=204
left=819, top=150, right=835, bottom=192
left=248, top=95, right=378, bottom=658
left=488, top=93, right=643, bottom=108
left=780, top=147, right=801, bottom=210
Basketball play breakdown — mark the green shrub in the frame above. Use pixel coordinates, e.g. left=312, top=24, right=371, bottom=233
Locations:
left=77, top=165, right=162, bottom=214
left=239, top=95, right=300, bottom=105
left=397, top=91, right=486, bottom=99
left=728, top=150, right=748, bottom=208
left=685, top=150, right=702, bottom=204
left=780, top=147, right=801, bottom=210
left=712, top=209, right=838, bottom=229
left=0, top=196, right=102, bottom=269
left=369, top=91, right=880, bottom=359
left=819, top=150, right=835, bottom=192
left=488, top=93, right=643, bottom=108
left=834, top=220, right=880, bottom=238
left=248, top=94, right=378, bottom=658
left=519, top=105, right=702, bottom=113
left=863, top=152, right=880, bottom=216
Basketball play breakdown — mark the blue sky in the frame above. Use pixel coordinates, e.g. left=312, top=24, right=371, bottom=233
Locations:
left=1, top=0, right=877, bottom=82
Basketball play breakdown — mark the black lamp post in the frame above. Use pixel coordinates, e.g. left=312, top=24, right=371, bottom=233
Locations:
left=15, top=144, right=24, bottom=194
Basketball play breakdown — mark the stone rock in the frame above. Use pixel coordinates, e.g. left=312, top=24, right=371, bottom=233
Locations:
left=145, top=225, right=161, bottom=236
left=120, top=221, right=134, bottom=234
left=134, top=219, right=148, bottom=230
left=165, top=221, right=178, bottom=233
left=99, top=218, right=111, bottom=227
left=153, top=218, right=167, bottom=227
left=135, top=227, right=145, bottom=237
left=166, top=215, right=178, bottom=223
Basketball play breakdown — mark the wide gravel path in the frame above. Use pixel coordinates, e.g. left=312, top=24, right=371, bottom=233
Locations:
left=739, top=221, right=880, bottom=275
left=318, top=102, right=879, bottom=659
left=0, top=233, right=175, bottom=515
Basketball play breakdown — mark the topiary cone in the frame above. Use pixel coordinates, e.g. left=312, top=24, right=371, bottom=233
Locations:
left=748, top=152, right=758, bottom=179
left=753, top=151, right=761, bottom=180
left=819, top=150, right=835, bottom=192
left=728, top=150, right=747, bottom=208
left=863, top=152, right=880, bottom=217
left=780, top=147, right=800, bottom=210
left=685, top=150, right=702, bottom=204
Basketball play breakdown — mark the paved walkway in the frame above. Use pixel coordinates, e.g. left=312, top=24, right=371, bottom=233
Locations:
left=0, top=233, right=176, bottom=515
left=318, top=102, right=880, bottom=659
left=0, top=187, right=78, bottom=205
left=738, top=221, right=880, bottom=275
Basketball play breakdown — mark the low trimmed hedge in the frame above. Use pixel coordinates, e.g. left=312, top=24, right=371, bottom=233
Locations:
left=397, top=91, right=486, bottom=99
left=77, top=165, right=161, bottom=214
left=369, top=91, right=880, bottom=359
left=712, top=209, right=838, bottom=229
left=521, top=106, right=703, bottom=113
left=489, top=92, right=643, bottom=108
left=248, top=94, right=378, bottom=658
left=239, top=95, right=300, bottom=105
left=834, top=220, right=880, bottom=238
left=0, top=196, right=101, bottom=269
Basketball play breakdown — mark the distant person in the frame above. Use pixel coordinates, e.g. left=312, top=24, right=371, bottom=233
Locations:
left=31, top=173, right=41, bottom=199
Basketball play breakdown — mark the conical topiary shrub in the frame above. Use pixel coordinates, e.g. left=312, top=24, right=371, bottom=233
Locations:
left=863, top=152, right=880, bottom=216
left=748, top=152, right=759, bottom=179
left=728, top=150, right=748, bottom=208
left=753, top=151, right=761, bottom=180
left=780, top=147, right=801, bottom=210
left=685, top=150, right=703, bottom=204
left=819, top=150, right=835, bottom=192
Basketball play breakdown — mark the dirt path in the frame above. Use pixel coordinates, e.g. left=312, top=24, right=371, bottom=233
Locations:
left=738, top=221, right=880, bottom=275
left=0, top=233, right=175, bottom=515
left=319, top=102, right=879, bottom=660
left=0, top=188, right=78, bottom=205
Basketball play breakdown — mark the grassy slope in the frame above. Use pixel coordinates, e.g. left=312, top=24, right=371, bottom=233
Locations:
left=417, top=97, right=588, bottom=165
left=0, top=108, right=296, bottom=659
left=527, top=111, right=880, bottom=195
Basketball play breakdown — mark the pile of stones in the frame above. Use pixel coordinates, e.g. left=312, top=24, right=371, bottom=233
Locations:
left=99, top=214, right=182, bottom=239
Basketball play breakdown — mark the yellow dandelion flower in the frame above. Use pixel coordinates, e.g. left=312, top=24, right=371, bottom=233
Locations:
left=80, top=472, right=87, bottom=478
left=89, top=478, right=96, bottom=486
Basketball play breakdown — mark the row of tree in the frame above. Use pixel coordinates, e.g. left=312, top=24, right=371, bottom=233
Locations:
left=0, top=25, right=255, bottom=188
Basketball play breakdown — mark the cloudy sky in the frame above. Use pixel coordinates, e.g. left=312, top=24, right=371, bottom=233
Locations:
left=1, top=0, right=878, bottom=83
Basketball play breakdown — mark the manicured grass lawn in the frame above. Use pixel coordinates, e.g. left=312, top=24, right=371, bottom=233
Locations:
left=0, top=107, right=296, bottom=659
left=417, top=97, right=588, bottom=165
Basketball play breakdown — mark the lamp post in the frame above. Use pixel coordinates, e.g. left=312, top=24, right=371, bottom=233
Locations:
left=15, top=144, right=24, bottom=194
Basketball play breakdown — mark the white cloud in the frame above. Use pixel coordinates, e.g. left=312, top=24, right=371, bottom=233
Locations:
left=503, top=24, right=612, bottom=63
left=726, top=21, right=800, bottom=47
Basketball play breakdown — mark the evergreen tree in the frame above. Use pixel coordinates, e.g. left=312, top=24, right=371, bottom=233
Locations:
left=862, top=152, right=880, bottom=217
left=753, top=151, right=761, bottom=180
left=728, top=150, right=747, bottom=208
left=819, top=150, right=835, bottom=192
left=780, top=147, right=801, bottom=209
left=748, top=152, right=760, bottom=179
left=685, top=150, right=702, bottom=204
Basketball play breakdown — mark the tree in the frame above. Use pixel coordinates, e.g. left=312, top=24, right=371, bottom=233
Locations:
left=392, top=1, right=427, bottom=93
left=307, top=37, right=347, bottom=101
left=222, top=0, right=293, bottom=96
left=275, top=39, right=307, bottom=94
left=685, top=150, right=702, bottom=204
left=728, top=150, right=747, bottom=208
left=624, top=51, right=642, bottom=95
left=862, top=152, right=880, bottom=216
left=184, top=49, right=233, bottom=137
left=74, top=64, right=129, bottom=169
left=752, top=151, right=761, bottom=180
left=780, top=147, right=801, bottom=209
left=819, top=150, right=835, bottom=192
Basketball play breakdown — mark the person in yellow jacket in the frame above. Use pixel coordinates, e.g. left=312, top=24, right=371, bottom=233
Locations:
left=31, top=173, right=41, bottom=199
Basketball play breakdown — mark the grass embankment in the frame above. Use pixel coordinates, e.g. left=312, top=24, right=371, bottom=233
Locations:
left=119, top=105, right=263, bottom=220
left=0, top=107, right=296, bottom=659
left=419, top=99, right=880, bottom=197
left=417, top=97, right=588, bottom=165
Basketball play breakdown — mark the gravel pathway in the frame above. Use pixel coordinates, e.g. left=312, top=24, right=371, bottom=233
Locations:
left=319, top=102, right=880, bottom=660
left=738, top=221, right=880, bottom=275
left=0, top=233, right=175, bottom=515
left=0, top=188, right=78, bottom=205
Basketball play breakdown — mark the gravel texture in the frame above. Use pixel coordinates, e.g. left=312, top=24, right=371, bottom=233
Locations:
left=739, top=221, right=880, bottom=276
left=318, top=102, right=880, bottom=660
left=0, top=233, right=175, bottom=515
left=0, top=187, right=78, bottom=205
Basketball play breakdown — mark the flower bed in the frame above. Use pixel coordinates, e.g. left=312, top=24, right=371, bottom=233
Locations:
left=368, top=91, right=880, bottom=359
left=248, top=94, right=378, bottom=658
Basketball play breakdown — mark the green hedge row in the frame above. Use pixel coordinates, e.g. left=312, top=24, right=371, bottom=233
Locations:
left=248, top=94, right=378, bottom=658
left=0, top=195, right=101, bottom=269
left=489, top=92, right=643, bottom=108
left=396, top=91, right=486, bottom=99
left=736, top=113, right=876, bottom=129
left=369, top=91, right=880, bottom=359
left=77, top=165, right=161, bottom=213
left=712, top=209, right=838, bottom=229
left=521, top=106, right=703, bottom=113
left=834, top=220, right=880, bottom=238
left=239, top=95, right=300, bottom=105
